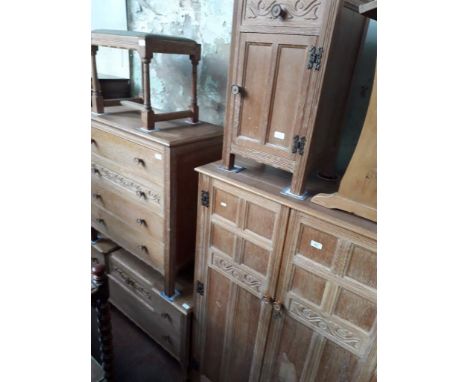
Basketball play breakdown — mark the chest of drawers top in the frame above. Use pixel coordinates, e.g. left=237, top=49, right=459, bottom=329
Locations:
left=92, top=106, right=223, bottom=148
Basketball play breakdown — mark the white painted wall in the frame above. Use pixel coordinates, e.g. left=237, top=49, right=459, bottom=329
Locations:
left=91, top=0, right=130, bottom=78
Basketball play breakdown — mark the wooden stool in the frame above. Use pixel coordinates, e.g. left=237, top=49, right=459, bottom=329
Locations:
left=91, top=30, right=201, bottom=130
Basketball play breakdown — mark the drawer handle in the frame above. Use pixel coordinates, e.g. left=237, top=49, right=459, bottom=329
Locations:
left=136, top=190, right=147, bottom=199
left=136, top=218, right=147, bottom=226
left=271, top=4, right=286, bottom=18
left=96, top=218, right=105, bottom=226
left=162, top=335, right=173, bottom=345
left=138, top=245, right=148, bottom=253
left=231, top=84, right=243, bottom=96
left=133, top=157, right=146, bottom=167
left=92, top=193, right=102, bottom=201
left=161, top=312, right=173, bottom=323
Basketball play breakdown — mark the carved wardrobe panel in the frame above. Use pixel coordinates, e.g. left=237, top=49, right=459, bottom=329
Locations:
left=193, top=162, right=376, bottom=382
left=194, top=175, right=290, bottom=382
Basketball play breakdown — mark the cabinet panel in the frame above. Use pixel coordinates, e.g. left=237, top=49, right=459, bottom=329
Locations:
left=230, top=33, right=317, bottom=169
left=261, top=210, right=376, bottom=381
left=194, top=176, right=290, bottom=382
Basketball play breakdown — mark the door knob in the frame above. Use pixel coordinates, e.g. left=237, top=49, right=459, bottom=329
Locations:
left=271, top=4, right=286, bottom=18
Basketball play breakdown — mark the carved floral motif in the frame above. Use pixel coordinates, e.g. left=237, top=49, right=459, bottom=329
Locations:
left=290, top=299, right=361, bottom=350
left=212, top=254, right=264, bottom=293
left=112, top=266, right=152, bottom=301
left=246, top=0, right=321, bottom=20
left=91, top=163, right=161, bottom=205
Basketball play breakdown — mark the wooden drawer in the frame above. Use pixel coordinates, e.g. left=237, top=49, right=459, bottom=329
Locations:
left=91, top=238, right=119, bottom=267
left=92, top=175, right=164, bottom=241
left=108, top=275, right=182, bottom=360
left=91, top=161, right=164, bottom=212
left=91, top=203, right=165, bottom=274
left=108, top=249, right=191, bottom=363
left=91, top=125, right=164, bottom=187
left=240, top=0, right=326, bottom=31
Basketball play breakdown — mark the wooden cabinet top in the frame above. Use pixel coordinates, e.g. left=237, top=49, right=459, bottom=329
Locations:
left=92, top=106, right=223, bottom=147
left=196, top=159, right=376, bottom=239
left=91, top=29, right=200, bottom=57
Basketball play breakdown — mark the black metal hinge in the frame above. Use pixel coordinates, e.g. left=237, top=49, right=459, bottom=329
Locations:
left=201, top=191, right=209, bottom=207
left=307, top=46, right=323, bottom=71
left=196, top=281, right=204, bottom=296
left=292, top=135, right=306, bottom=155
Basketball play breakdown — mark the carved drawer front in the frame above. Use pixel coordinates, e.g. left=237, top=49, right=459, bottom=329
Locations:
left=92, top=203, right=165, bottom=274
left=92, top=175, right=164, bottom=241
left=108, top=250, right=190, bottom=363
left=228, top=33, right=319, bottom=172
left=108, top=274, right=181, bottom=360
left=91, top=162, right=164, bottom=212
left=241, top=0, right=327, bottom=31
left=91, top=125, right=164, bottom=187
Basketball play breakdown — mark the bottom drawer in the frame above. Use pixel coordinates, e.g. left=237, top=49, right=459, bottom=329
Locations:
left=108, top=274, right=182, bottom=361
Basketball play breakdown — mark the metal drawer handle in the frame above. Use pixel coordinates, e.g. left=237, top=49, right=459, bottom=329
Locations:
left=96, top=218, right=105, bottom=226
left=138, top=245, right=148, bottom=253
left=161, top=312, right=172, bottom=323
left=231, top=84, right=243, bottom=96
left=136, top=218, right=147, bottom=226
left=162, top=335, right=172, bottom=345
left=92, top=193, right=102, bottom=201
left=133, top=157, right=145, bottom=167
left=271, top=4, right=286, bottom=18
left=136, top=190, right=147, bottom=199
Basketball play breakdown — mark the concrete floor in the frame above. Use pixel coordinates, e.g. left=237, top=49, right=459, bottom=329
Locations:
left=91, top=305, right=183, bottom=382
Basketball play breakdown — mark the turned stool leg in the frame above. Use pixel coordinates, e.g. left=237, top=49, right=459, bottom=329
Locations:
left=190, top=55, right=199, bottom=123
left=92, top=264, right=114, bottom=382
left=140, top=57, right=155, bottom=130
left=91, top=45, right=104, bottom=114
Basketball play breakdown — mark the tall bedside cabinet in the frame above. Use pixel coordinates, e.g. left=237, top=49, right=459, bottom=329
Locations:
left=222, top=0, right=367, bottom=196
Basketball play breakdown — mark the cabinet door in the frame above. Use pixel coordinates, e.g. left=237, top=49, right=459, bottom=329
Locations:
left=261, top=211, right=377, bottom=382
left=194, top=176, right=289, bottom=382
left=228, top=33, right=319, bottom=172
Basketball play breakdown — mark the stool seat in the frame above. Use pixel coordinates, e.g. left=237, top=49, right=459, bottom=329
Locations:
left=91, top=29, right=201, bottom=130
left=92, top=29, right=200, bottom=57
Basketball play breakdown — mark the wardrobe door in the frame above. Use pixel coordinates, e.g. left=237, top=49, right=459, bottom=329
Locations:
left=228, top=32, right=319, bottom=172
left=261, top=210, right=377, bottom=382
left=193, top=175, right=290, bottom=382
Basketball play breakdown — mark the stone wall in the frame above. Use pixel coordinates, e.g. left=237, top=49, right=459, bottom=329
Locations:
left=127, top=0, right=234, bottom=126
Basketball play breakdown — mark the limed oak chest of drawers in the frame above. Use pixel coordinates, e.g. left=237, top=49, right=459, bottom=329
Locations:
left=193, top=159, right=376, bottom=382
left=91, top=106, right=223, bottom=297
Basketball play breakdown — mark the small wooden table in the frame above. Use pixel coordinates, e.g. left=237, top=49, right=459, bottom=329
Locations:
left=91, top=30, right=201, bottom=130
